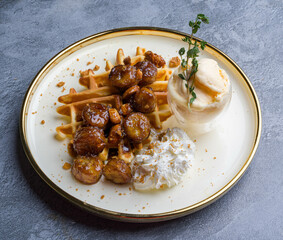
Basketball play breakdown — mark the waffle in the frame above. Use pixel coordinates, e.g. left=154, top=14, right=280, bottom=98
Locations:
left=56, top=47, right=173, bottom=162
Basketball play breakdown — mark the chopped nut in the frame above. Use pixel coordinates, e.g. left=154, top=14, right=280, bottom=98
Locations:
left=169, top=56, right=181, bottom=68
left=56, top=82, right=65, bottom=87
left=93, top=65, right=100, bottom=71
left=121, top=103, right=133, bottom=116
left=108, top=124, right=123, bottom=147
left=62, top=162, right=71, bottom=170
left=145, top=51, right=166, bottom=68
left=109, top=108, right=121, bottom=124
left=123, top=56, right=131, bottom=65
left=148, top=143, right=154, bottom=149
left=136, top=69, right=142, bottom=80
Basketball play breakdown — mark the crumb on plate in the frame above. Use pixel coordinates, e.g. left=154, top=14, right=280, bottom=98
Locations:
left=56, top=82, right=65, bottom=87
left=62, top=162, right=71, bottom=170
left=93, top=65, right=100, bottom=71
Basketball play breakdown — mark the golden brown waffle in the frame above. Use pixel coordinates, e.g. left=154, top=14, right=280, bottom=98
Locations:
left=56, top=47, right=173, bottom=162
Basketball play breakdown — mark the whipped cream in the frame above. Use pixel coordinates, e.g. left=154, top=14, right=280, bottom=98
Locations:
left=131, top=128, right=195, bottom=191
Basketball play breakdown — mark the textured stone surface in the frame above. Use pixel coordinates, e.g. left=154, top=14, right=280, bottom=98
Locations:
left=0, top=0, right=282, bottom=239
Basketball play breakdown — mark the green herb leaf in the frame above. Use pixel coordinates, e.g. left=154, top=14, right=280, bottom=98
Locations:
left=200, top=40, right=207, bottom=50
left=187, top=46, right=200, bottom=58
left=188, top=69, right=196, bottom=80
left=192, top=26, right=199, bottom=34
left=192, top=58, right=198, bottom=67
left=190, top=96, right=196, bottom=105
left=178, top=73, right=185, bottom=80
left=179, top=47, right=185, bottom=56
left=182, top=36, right=190, bottom=43
left=197, top=14, right=209, bottom=24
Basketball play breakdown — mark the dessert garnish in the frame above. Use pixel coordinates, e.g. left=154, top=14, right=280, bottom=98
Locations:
left=131, top=128, right=195, bottom=191
left=177, top=14, right=209, bottom=108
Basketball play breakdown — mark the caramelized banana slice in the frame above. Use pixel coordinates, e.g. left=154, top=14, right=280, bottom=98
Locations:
left=73, top=126, right=106, bottom=156
left=135, top=61, right=157, bottom=86
left=103, top=157, right=132, bottom=184
left=109, top=65, right=141, bottom=91
left=124, top=112, right=151, bottom=143
left=82, top=103, right=109, bottom=129
left=134, top=87, right=156, bottom=113
left=72, top=156, right=103, bottom=184
left=122, top=85, right=140, bottom=103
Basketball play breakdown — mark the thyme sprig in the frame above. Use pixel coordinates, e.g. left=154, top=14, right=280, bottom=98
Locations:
left=178, top=14, right=209, bottom=107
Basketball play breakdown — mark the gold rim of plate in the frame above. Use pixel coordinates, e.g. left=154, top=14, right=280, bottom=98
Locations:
left=20, top=27, right=262, bottom=223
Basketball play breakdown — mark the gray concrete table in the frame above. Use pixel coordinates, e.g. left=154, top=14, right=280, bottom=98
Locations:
left=1, top=0, right=282, bottom=239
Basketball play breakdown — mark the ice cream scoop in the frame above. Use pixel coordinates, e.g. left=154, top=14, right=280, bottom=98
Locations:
left=167, top=58, right=232, bottom=135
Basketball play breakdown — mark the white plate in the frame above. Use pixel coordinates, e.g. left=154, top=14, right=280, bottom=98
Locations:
left=20, top=28, right=261, bottom=222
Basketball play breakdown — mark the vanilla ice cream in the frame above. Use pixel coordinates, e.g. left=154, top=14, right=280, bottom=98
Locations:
left=167, top=58, right=231, bottom=134
left=131, top=128, right=195, bottom=191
